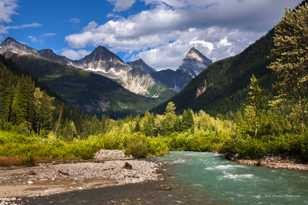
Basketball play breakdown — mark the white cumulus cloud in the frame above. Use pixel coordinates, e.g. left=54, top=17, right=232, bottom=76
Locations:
left=0, top=0, right=17, bottom=23
left=65, top=0, right=301, bottom=69
left=61, top=49, right=90, bottom=60
left=108, top=0, right=136, bottom=12
left=5, top=22, right=41, bottom=30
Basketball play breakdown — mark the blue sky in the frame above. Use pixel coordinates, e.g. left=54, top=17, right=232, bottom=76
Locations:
left=0, top=0, right=302, bottom=70
left=1, top=1, right=143, bottom=53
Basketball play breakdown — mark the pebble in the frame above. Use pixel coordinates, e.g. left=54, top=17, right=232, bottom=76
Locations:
left=0, top=198, right=20, bottom=205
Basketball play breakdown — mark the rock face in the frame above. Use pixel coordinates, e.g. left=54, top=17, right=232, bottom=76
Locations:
left=195, top=80, right=208, bottom=98
left=72, top=46, right=158, bottom=96
left=178, top=47, right=212, bottom=78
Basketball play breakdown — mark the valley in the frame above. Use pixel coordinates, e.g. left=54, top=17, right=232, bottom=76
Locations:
left=0, top=1, right=307, bottom=205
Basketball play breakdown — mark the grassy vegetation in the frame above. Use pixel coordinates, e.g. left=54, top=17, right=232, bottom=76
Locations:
left=0, top=128, right=169, bottom=165
left=1, top=99, right=306, bottom=165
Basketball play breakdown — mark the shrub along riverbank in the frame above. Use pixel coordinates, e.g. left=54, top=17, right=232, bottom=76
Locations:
left=0, top=99, right=307, bottom=165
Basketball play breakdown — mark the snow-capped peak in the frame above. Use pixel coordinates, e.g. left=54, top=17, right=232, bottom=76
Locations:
left=0, top=37, right=38, bottom=56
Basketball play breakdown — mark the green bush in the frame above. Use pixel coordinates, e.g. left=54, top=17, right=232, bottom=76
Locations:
left=125, top=134, right=150, bottom=158
left=148, top=137, right=169, bottom=156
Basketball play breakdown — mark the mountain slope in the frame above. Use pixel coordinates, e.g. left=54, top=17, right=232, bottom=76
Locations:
left=153, top=30, right=275, bottom=114
left=128, top=59, right=156, bottom=74
left=39, top=49, right=72, bottom=65
left=151, top=69, right=192, bottom=92
left=0, top=51, right=158, bottom=117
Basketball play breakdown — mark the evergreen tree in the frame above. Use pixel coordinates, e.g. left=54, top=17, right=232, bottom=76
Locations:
left=0, top=86, right=15, bottom=122
left=243, top=75, right=265, bottom=137
left=269, top=3, right=308, bottom=130
left=247, top=75, right=264, bottom=110
left=181, top=109, right=194, bottom=131
left=33, top=88, right=55, bottom=133
left=11, top=77, right=35, bottom=126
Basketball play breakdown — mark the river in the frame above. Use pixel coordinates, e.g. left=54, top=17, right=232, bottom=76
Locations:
left=162, top=152, right=308, bottom=205
left=23, top=152, right=308, bottom=205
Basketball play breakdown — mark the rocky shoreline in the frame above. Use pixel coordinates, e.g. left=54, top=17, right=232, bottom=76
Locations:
left=235, top=157, right=308, bottom=171
left=0, top=150, right=163, bottom=204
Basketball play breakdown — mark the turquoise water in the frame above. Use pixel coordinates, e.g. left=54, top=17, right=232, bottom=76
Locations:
left=161, top=152, right=308, bottom=205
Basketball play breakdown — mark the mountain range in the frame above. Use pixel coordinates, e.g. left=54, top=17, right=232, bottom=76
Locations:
left=0, top=37, right=211, bottom=116
left=153, top=29, right=275, bottom=114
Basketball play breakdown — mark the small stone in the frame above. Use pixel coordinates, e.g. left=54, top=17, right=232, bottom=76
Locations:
left=160, top=184, right=172, bottom=191
left=58, top=169, right=70, bottom=176
left=27, top=180, right=33, bottom=185
left=28, top=170, right=36, bottom=175
left=123, top=162, right=133, bottom=170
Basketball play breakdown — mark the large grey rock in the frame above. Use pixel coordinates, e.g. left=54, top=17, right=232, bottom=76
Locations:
left=94, top=150, right=132, bottom=161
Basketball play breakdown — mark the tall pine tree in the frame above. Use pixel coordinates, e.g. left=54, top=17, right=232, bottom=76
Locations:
left=269, top=3, right=308, bottom=130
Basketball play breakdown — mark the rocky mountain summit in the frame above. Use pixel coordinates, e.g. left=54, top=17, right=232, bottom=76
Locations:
left=0, top=37, right=38, bottom=56
left=178, top=47, right=212, bottom=77
left=73, top=47, right=158, bottom=96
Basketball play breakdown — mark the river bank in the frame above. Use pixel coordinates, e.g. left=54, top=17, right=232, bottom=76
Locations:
left=234, top=157, right=308, bottom=171
left=0, top=159, right=200, bottom=205
left=0, top=150, right=162, bottom=201
left=236, top=159, right=308, bottom=171
left=2, top=151, right=308, bottom=205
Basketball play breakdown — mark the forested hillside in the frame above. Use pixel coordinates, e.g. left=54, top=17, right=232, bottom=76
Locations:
left=0, top=59, right=56, bottom=133
left=0, top=58, right=128, bottom=138
left=1, top=54, right=158, bottom=118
